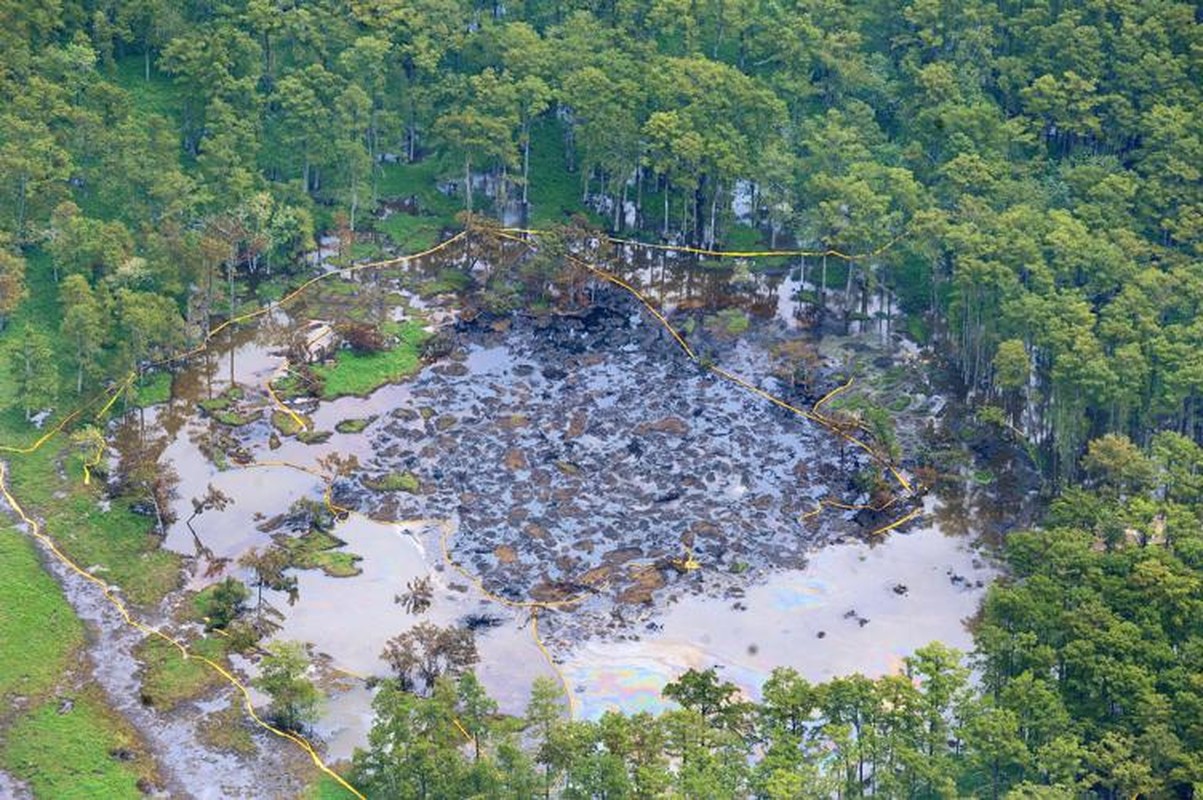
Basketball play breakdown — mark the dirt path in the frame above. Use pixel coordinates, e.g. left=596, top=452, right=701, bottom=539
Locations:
left=23, top=525, right=318, bottom=799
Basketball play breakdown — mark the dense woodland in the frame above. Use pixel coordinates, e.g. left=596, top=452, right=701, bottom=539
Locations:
left=1, top=0, right=1203, bottom=797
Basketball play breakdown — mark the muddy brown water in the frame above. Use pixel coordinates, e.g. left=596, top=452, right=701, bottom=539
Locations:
left=123, top=252, right=1021, bottom=767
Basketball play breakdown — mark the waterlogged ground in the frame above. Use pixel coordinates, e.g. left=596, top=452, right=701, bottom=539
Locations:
left=563, top=500, right=996, bottom=718
left=111, top=251, right=1023, bottom=778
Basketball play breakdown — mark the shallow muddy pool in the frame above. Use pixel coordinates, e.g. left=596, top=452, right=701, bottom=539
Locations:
left=561, top=501, right=995, bottom=718
left=266, top=515, right=557, bottom=759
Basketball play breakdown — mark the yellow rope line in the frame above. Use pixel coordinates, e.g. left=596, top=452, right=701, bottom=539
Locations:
left=0, top=464, right=366, bottom=799
left=82, top=436, right=104, bottom=486
left=267, top=370, right=310, bottom=433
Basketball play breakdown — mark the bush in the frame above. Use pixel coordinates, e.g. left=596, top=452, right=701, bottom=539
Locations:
left=337, top=322, right=386, bottom=353
left=200, top=578, right=250, bottom=630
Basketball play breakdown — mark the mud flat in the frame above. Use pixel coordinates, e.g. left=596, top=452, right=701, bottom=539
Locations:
left=350, top=298, right=889, bottom=635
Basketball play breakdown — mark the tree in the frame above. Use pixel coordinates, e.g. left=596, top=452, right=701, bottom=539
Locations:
left=663, top=667, right=746, bottom=728
left=185, top=484, right=232, bottom=566
left=58, top=274, right=103, bottom=394
left=381, top=622, right=478, bottom=695
left=7, top=324, right=57, bottom=419
left=0, top=244, right=27, bottom=330
left=253, top=641, right=319, bottom=732
left=240, top=546, right=297, bottom=613
left=526, top=676, right=568, bottom=799
left=200, top=577, right=249, bottom=630
left=434, top=69, right=518, bottom=212
left=456, top=671, right=498, bottom=762
left=0, top=106, right=72, bottom=241
left=352, top=679, right=471, bottom=798
left=1081, top=434, right=1155, bottom=498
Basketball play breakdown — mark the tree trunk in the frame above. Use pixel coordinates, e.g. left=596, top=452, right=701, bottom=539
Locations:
left=662, top=176, right=670, bottom=237
left=844, top=263, right=856, bottom=334
left=464, top=156, right=473, bottom=211
left=76, top=339, right=84, bottom=394
left=820, top=254, right=828, bottom=317
left=708, top=180, right=720, bottom=248
left=522, top=127, right=531, bottom=207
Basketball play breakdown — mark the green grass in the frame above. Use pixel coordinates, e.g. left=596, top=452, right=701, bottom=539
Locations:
left=707, top=308, right=750, bottom=335
left=134, top=371, right=173, bottom=407
left=271, top=410, right=312, bottom=437
left=363, top=471, right=420, bottom=493
left=350, top=240, right=383, bottom=261
left=197, top=700, right=258, bottom=757
left=111, top=56, right=183, bottom=124
left=212, top=409, right=262, bottom=427
left=305, top=775, right=362, bottom=799
left=372, top=157, right=465, bottom=250
left=418, top=267, right=472, bottom=297
left=197, top=385, right=243, bottom=414
left=135, top=636, right=228, bottom=711
left=376, top=213, right=444, bottom=252
left=0, top=528, right=84, bottom=702
left=312, top=320, right=429, bottom=398
left=1, top=691, right=151, bottom=799
left=2, top=443, right=182, bottom=606
left=334, top=417, right=375, bottom=434
left=273, top=529, right=362, bottom=578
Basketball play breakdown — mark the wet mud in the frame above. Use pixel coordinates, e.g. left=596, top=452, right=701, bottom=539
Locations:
left=347, top=296, right=879, bottom=628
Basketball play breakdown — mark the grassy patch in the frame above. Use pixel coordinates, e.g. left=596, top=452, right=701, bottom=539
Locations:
left=270, top=374, right=309, bottom=401
left=525, top=118, right=605, bottom=230
left=376, top=157, right=461, bottom=218
left=272, top=410, right=312, bottom=437
left=350, top=240, right=384, bottom=261
left=376, top=213, right=444, bottom=253
left=112, top=56, right=183, bottom=124
left=363, top=471, right=420, bottom=493
left=197, top=385, right=244, bottom=414
left=134, top=636, right=227, bottom=711
left=334, top=417, right=375, bottom=434
left=1, top=690, right=152, bottom=799
left=212, top=409, right=262, bottom=427
left=312, top=321, right=430, bottom=398
left=273, top=529, right=362, bottom=578
left=305, top=775, right=363, bottom=800
left=418, top=268, right=472, bottom=297
left=706, top=308, right=750, bottom=335
left=0, top=528, right=84, bottom=702
left=296, top=430, right=332, bottom=445
left=134, top=371, right=173, bottom=408
left=904, top=314, right=930, bottom=345
left=3, top=445, right=181, bottom=606
left=972, top=469, right=996, bottom=486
